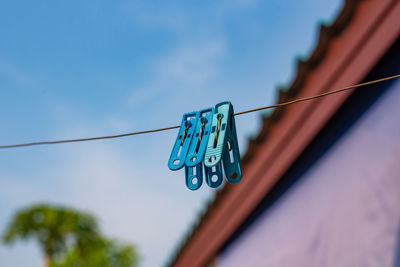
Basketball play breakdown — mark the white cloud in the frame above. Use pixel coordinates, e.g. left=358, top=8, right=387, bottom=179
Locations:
left=120, top=1, right=190, bottom=33
left=128, top=37, right=227, bottom=112
left=0, top=60, right=36, bottom=88
left=235, top=0, right=260, bottom=7
left=158, top=39, right=226, bottom=86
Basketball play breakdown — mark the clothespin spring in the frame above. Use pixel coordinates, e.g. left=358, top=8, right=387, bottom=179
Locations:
left=180, top=121, right=190, bottom=146
left=214, top=114, right=222, bottom=147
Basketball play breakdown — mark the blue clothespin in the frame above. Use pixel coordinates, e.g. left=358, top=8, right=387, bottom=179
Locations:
left=168, top=112, right=199, bottom=171
left=185, top=108, right=214, bottom=190
left=204, top=101, right=242, bottom=186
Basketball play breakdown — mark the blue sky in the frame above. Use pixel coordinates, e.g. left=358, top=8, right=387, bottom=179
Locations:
left=0, top=0, right=341, bottom=266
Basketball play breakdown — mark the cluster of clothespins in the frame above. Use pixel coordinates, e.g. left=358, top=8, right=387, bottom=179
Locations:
left=168, top=101, right=242, bottom=190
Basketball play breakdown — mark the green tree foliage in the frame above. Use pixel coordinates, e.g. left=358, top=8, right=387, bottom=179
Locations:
left=52, top=237, right=139, bottom=267
left=2, top=203, right=138, bottom=267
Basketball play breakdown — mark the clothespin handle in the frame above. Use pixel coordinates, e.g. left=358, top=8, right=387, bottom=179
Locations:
left=204, top=102, right=231, bottom=168
left=185, top=164, right=203, bottom=190
left=168, top=112, right=199, bottom=171
left=204, top=101, right=242, bottom=184
left=185, top=108, right=214, bottom=167
left=221, top=112, right=242, bottom=184
left=183, top=108, right=214, bottom=190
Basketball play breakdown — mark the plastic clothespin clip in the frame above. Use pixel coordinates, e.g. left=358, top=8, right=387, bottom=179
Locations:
left=168, top=112, right=199, bottom=171
left=204, top=101, right=242, bottom=186
left=184, top=108, right=214, bottom=190
left=204, top=157, right=223, bottom=188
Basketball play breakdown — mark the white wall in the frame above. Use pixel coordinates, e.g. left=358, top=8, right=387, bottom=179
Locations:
left=218, top=80, right=400, bottom=267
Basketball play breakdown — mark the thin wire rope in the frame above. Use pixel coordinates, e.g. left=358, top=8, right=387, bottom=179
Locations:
left=232, top=74, right=400, bottom=116
left=1, top=74, right=399, bottom=149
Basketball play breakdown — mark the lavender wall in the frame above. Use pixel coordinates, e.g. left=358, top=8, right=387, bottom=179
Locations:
left=218, top=80, right=400, bottom=267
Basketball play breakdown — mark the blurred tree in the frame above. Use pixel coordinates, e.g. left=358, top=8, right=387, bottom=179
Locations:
left=52, top=237, right=139, bottom=267
left=2, top=204, right=100, bottom=267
